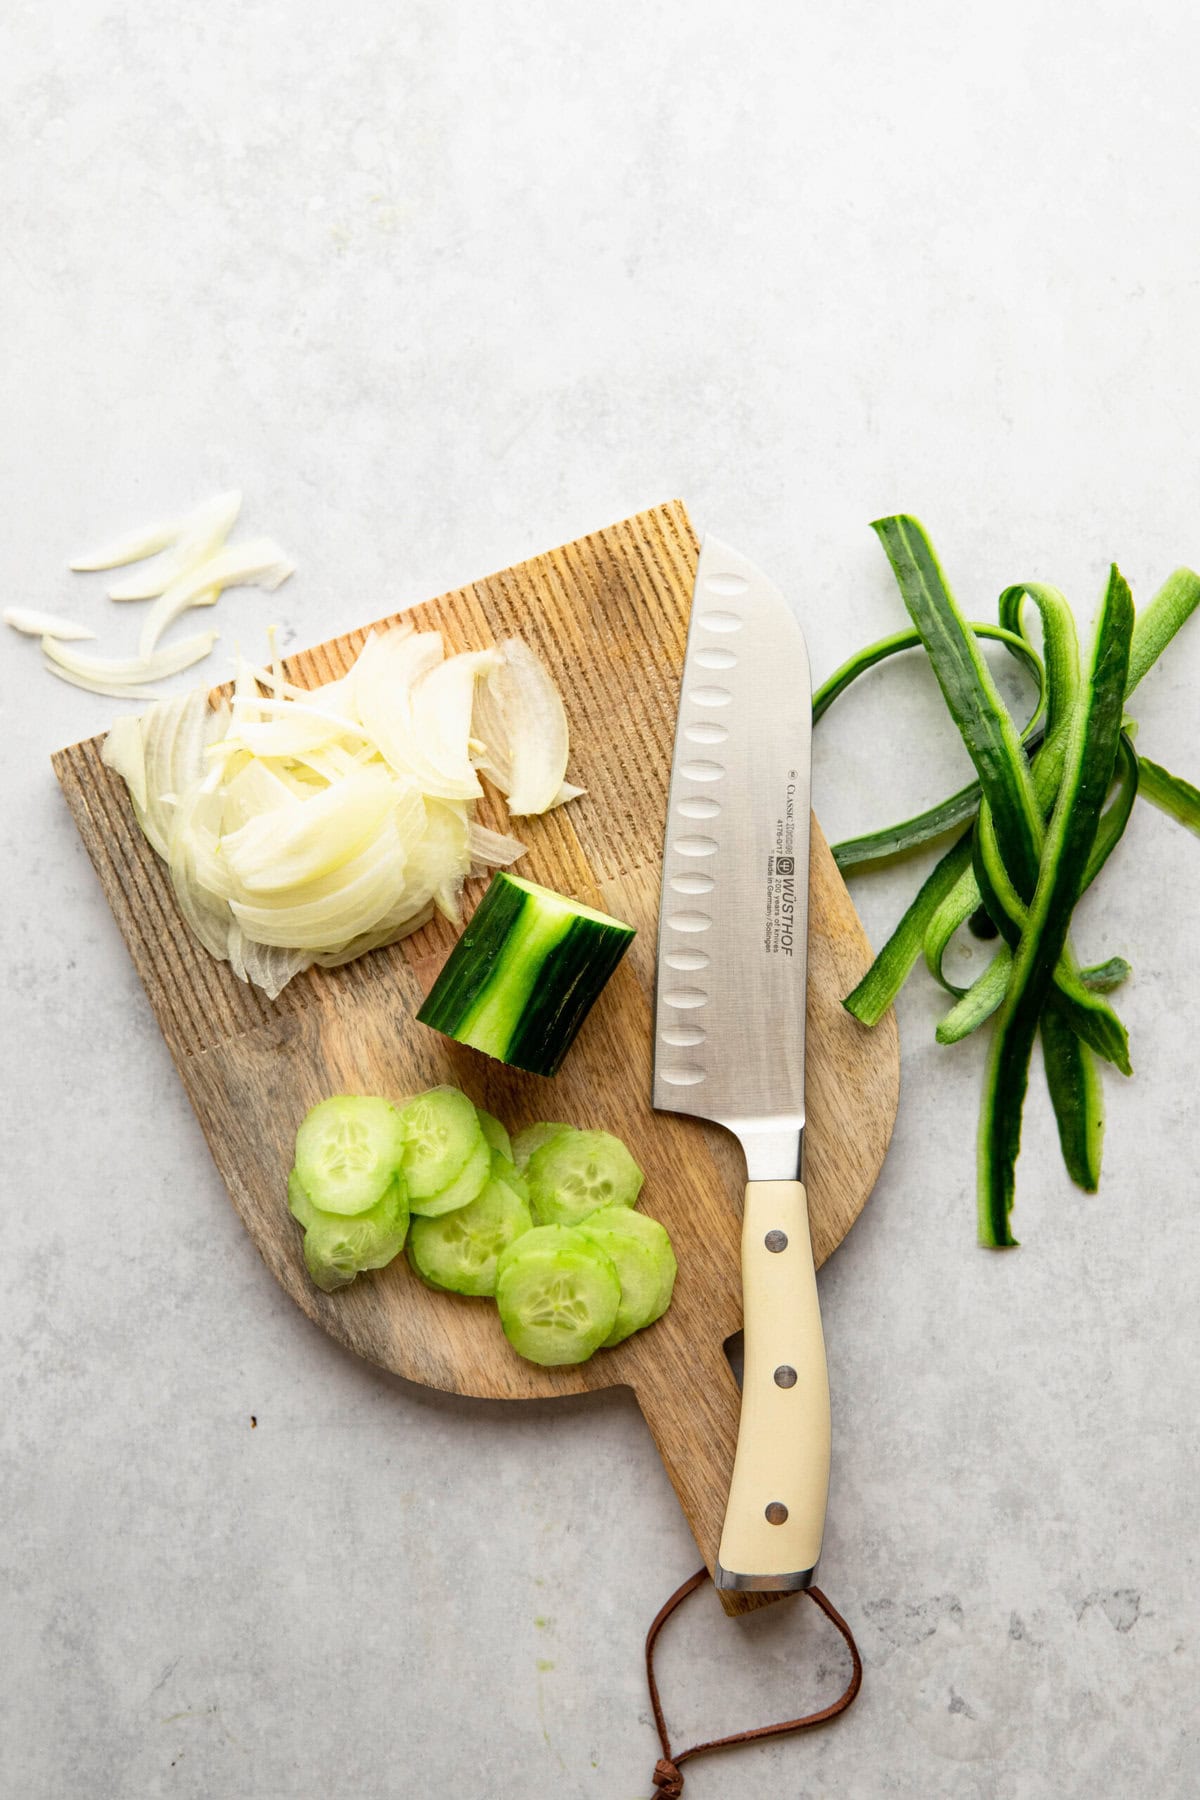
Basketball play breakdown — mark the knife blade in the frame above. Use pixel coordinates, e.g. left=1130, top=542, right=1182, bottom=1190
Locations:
left=652, top=534, right=830, bottom=1591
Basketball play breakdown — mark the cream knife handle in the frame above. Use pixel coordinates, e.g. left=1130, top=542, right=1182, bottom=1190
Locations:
left=715, top=1180, right=830, bottom=1590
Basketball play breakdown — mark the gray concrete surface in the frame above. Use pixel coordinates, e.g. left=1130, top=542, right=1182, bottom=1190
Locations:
left=3, top=3, right=1198, bottom=1795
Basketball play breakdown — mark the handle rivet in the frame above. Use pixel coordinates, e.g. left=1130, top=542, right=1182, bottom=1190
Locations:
left=764, top=1229, right=788, bottom=1253
left=774, top=1365, right=797, bottom=1388
left=765, top=1501, right=789, bottom=1525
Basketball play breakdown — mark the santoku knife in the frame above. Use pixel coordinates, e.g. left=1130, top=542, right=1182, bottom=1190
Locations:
left=652, top=535, right=830, bottom=1591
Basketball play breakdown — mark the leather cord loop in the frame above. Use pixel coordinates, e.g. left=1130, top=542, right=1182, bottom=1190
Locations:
left=643, top=1567, right=862, bottom=1795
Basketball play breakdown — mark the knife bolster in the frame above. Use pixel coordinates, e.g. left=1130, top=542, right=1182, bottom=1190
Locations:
left=713, top=1559, right=815, bottom=1592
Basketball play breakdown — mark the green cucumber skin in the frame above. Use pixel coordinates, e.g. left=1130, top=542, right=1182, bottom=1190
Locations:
left=1126, top=566, right=1200, bottom=695
left=417, top=872, right=634, bottom=1078
left=1039, top=1002, right=1104, bottom=1192
left=871, top=514, right=1044, bottom=900
left=504, top=916, right=632, bottom=1076
left=813, top=622, right=1046, bottom=871
left=1137, top=753, right=1200, bottom=836
left=419, top=873, right=528, bottom=1032
left=843, top=831, right=974, bottom=1025
left=977, top=565, right=1134, bottom=1246
left=819, top=531, right=1200, bottom=1241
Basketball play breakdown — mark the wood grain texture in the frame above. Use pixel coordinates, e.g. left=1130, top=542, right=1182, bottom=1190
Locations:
left=52, top=500, right=899, bottom=1601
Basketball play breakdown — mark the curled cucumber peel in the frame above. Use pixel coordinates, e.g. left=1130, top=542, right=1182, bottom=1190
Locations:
left=818, top=518, right=1200, bottom=1243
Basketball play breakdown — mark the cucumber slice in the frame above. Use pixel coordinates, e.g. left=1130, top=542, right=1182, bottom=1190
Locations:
left=416, top=872, right=635, bottom=1077
left=408, top=1130, right=491, bottom=1218
left=293, top=1095, right=405, bottom=1215
left=494, top=1225, right=621, bottom=1365
left=526, top=1128, right=644, bottom=1226
left=491, top=1153, right=531, bottom=1204
left=287, top=1166, right=320, bottom=1230
left=476, top=1110, right=513, bottom=1161
left=511, top=1122, right=569, bottom=1172
left=578, top=1207, right=677, bottom=1345
left=398, top=1086, right=482, bottom=1200
left=408, top=1175, right=533, bottom=1296
left=300, top=1178, right=410, bottom=1293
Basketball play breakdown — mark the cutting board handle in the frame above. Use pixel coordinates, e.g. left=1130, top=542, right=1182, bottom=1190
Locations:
left=632, top=1337, right=749, bottom=1610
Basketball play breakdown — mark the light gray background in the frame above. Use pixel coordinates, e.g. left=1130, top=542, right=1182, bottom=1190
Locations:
left=3, top=3, right=1198, bottom=1796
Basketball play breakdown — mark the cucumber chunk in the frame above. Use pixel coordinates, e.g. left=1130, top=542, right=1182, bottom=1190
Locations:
left=293, top=1095, right=405, bottom=1216
left=494, top=1225, right=621, bottom=1365
left=408, top=1130, right=491, bottom=1218
left=417, top=872, right=635, bottom=1076
left=408, top=1174, right=533, bottom=1296
left=399, top=1086, right=482, bottom=1200
left=299, top=1177, right=410, bottom=1293
left=526, top=1128, right=644, bottom=1226
left=476, top=1110, right=513, bottom=1161
left=511, top=1122, right=569, bottom=1172
left=578, top=1207, right=677, bottom=1345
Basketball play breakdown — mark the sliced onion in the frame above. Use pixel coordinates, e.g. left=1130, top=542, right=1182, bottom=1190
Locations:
left=106, top=491, right=243, bottom=599
left=70, top=514, right=184, bottom=572
left=138, top=537, right=294, bottom=659
left=312, top=901, right=435, bottom=967
left=100, top=626, right=577, bottom=997
left=45, top=665, right=164, bottom=701
left=100, top=712, right=148, bottom=812
left=222, top=706, right=369, bottom=760
left=415, top=799, right=471, bottom=922
left=354, top=629, right=451, bottom=789
left=42, top=630, right=218, bottom=684
left=221, top=757, right=298, bottom=829
left=288, top=743, right=369, bottom=785
left=472, top=638, right=569, bottom=815
left=5, top=607, right=96, bottom=641
left=222, top=765, right=396, bottom=895
left=407, top=650, right=499, bottom=798
left=135, top=584, right=220, bottom=657
left=227, top=930, right=313, bottom=1000
left=467, top=822, right=527, bottom=866
left=51, top=495, right=298, bottom=705
left=166, top=778, right=232, bottom=960
left=232, top=822, right=407, bottom=948
left=223, top=818, right=400, bottom=909
left=137, top=688, right=217, bottom=857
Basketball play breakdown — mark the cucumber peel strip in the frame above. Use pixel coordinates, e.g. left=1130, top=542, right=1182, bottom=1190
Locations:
left=842, top=831, right=975, bottom=1027
left=869, top=516, right=1045, bottom=897
left=1136, top=754, right=1200, bottom=836
left=813, top=624, right=1046, bottom=870
left=1039, top=1001, right=1105, bottom=1193
left=935, top=736, right=1139, bottom=1049
left=977, top=565, right=1133, bottom=1245
left=816, top=517, right=1200, bottom=1244
left=870, top=521, right=1129, bottom=1078
left=1126, top=567, right=1200, bottom=694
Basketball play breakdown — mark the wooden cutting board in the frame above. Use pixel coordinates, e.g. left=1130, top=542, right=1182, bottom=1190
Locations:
left=53, top=500, right=899, bottom=1612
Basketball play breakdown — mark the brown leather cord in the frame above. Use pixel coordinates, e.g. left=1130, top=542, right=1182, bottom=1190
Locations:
left=644, top=1567, right=863, bottom=1796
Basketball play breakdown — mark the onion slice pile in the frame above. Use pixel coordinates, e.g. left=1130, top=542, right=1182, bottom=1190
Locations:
left=101, top=624, right=582, bottom=997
